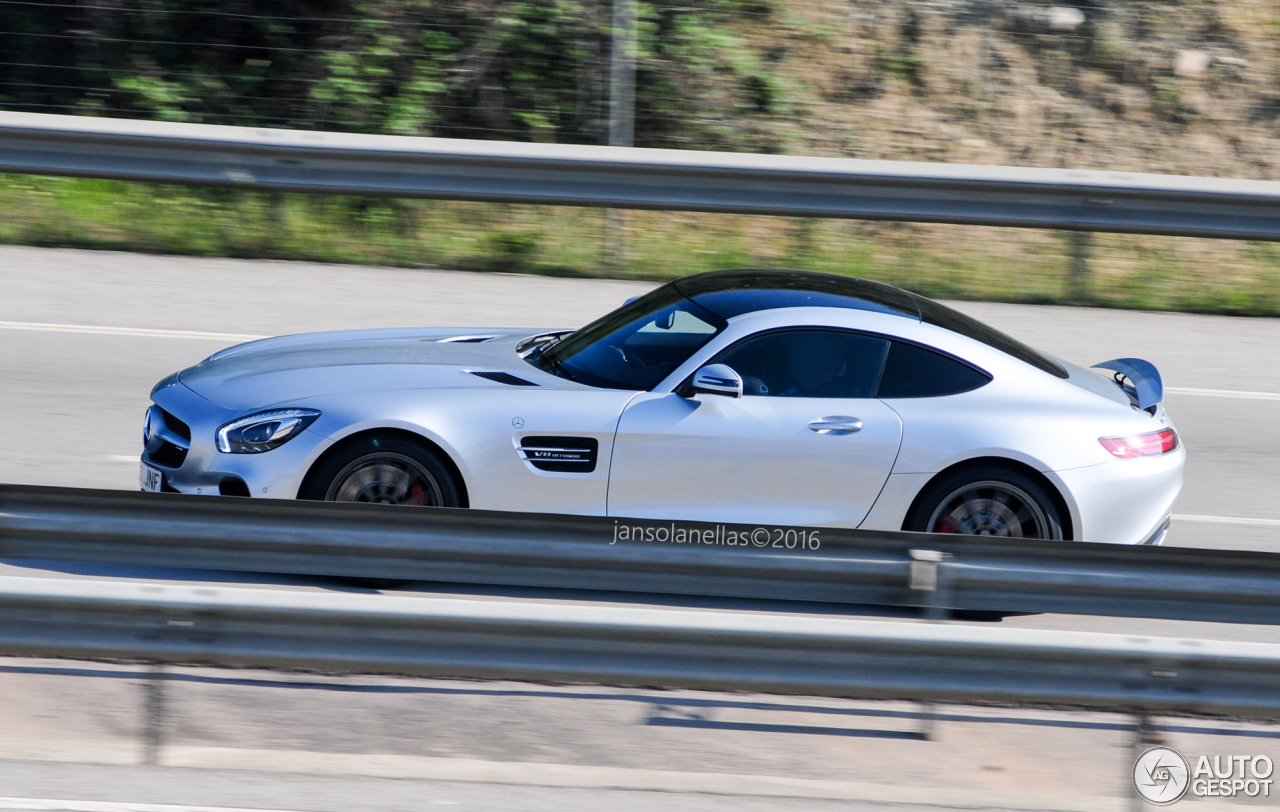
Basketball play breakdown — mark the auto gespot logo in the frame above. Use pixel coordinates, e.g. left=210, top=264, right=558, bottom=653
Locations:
left=1134, top=747, right=1274, bottom=805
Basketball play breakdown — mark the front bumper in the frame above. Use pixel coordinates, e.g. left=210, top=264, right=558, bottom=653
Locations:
left=145, top=383, right=329, bottom=499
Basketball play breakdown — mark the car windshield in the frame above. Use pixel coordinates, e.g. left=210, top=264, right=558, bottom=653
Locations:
left=532, top=284, right=727, bottom=390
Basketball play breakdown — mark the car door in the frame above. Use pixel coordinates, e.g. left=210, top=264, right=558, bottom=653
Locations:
left=606, top=328, right=903, bottom=527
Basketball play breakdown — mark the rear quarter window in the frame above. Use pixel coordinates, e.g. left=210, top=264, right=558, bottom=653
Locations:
left=875, top=341, right=992, bottom=398
left=910, top=296, right=1068, bottom=379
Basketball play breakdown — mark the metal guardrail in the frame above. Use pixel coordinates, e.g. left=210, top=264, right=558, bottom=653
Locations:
left=2, top=574, right=1279, bottom=719
left=2, top=485, right=1278, bottom=625
left=2, top=111, right=1280, bottom=240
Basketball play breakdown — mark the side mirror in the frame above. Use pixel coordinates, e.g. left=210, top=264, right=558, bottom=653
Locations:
left=689, top=364, right=743, bottom=398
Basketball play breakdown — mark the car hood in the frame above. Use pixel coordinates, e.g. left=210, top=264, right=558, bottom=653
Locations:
left=179, top=327, right=567, bottom=410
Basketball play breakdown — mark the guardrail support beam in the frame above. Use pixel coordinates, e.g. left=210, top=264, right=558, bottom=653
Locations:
left=5, top=484, right=1280, bottom=627
left=3, top=112, right=1280, bottom=240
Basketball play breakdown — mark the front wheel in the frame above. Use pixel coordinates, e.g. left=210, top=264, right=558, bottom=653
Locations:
left=905, top=466, right=1064, bottom=540
left=301, top=435, right=463, bottom=589
left=302, top=435, right=462, bottom=508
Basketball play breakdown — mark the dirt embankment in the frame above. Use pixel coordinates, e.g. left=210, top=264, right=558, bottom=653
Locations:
left=771, top=1, right=1280, bottom=179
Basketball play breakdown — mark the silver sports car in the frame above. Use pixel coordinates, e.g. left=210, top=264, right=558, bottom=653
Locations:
left=141, top=269, right=1183, bottom=544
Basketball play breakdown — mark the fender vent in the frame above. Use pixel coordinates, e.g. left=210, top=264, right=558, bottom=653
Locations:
left=519, top=436, right=598, bottom=473
left=471, top=371, right=538, bottom=386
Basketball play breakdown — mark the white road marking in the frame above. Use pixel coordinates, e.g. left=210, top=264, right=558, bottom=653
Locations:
left=1172, top=513, right=1280, bottom=528
left=0, top=321, right=266, bottom=342
left=0, top=798, right=303, bottom=812
left=2, top=320, right=1278, bottom=403
left=2, top=319, right=1280, bottom=403
left=106, top=455, right=139, bottom=463
left=1166, top=386, right=1280, bottom=401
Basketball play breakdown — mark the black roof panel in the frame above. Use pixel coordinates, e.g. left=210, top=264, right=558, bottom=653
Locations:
left=672, top=269, right=920, bottom=320
left=668, top=269, right=1068, bottom=379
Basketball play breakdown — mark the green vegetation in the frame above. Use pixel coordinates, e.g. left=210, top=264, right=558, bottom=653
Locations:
left=6, top=174, right=1278, bottom=316
left=2, top=1, right=1280, bottom=315
left=0, top=0, right=787, bottom=151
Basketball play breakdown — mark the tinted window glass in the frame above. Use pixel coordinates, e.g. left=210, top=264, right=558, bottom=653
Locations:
left=909, top=296, right=1068, bottom=379
left=535, top=283, right=727, bottom=390
left=715, top=330, right=889, bottom=398
left=876, top=341, right=991, bottom=398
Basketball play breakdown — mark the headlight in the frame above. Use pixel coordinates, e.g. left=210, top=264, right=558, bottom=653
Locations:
left=216, top=409, right=320, bottom=454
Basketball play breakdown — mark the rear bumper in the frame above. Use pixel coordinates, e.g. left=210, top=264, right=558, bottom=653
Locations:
left=1049, top=444, right=1185, bottom=545
left=1140, top=517, right=1171, bottom=546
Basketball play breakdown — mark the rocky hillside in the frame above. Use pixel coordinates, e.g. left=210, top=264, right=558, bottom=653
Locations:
left=773, top=1, right=1280, bottom=180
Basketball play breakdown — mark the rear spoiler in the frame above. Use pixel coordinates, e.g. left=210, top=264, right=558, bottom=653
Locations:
left=1091, top=358, right=1164, bottom=410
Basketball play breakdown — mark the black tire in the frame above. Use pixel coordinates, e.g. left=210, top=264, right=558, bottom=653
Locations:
left=303, top=435, right=462, bottom=589
left=904, top=465, right=1064, bottom=540
left=302, top=434, right=462, bottom=508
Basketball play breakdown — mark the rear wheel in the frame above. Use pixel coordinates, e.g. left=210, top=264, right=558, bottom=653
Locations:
left=905, top=466, right=1064, bottom=541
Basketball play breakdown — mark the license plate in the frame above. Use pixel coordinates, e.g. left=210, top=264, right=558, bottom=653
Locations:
left=139, top=462, right=163, bottom=492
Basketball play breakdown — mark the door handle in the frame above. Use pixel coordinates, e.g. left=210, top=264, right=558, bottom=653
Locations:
left=808, top=417, right=863, bottom=435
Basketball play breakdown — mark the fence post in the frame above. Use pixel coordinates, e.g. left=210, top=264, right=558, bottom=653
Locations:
left=603, top=0, right=638, bottom=274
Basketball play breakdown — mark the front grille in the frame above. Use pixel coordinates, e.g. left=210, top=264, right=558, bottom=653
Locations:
left=159, top=407, right=191, bottom=442
left=471, top=371, right=538, bottom=387
left=148, top=440, right=189, bottom=469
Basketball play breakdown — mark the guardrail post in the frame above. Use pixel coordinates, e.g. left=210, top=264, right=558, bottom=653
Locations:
left=909, top=549, right=952, bottom=622
left=909, top=549, right=952, bottom=740
left=1129, top=711, right=1161, bottom=812
left=144, top=663, right=166, bottom=765
left=1067, top=231, right=1093, bottom=303
left=603, top=209, right=629, bottom=273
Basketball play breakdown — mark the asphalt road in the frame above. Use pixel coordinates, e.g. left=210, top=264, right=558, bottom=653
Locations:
left=2, top=245, right=1280, bottom=811
left=1, top=245, right=1276, bottom=550
left=0, top=655, right=1276, bottom=812
left=1, top=243, right=1278, bottom=634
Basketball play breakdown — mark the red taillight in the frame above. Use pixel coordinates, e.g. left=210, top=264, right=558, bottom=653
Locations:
left=1098, top=428, right=1178, bottom=459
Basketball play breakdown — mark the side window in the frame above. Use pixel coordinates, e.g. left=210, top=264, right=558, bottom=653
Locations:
left=875, top=341, right=991, bottom=398
left=714, top=330, right=889, bottom=398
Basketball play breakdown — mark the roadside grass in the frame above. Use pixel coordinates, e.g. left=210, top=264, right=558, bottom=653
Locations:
left=2, top=173, right=1278, bottom=317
